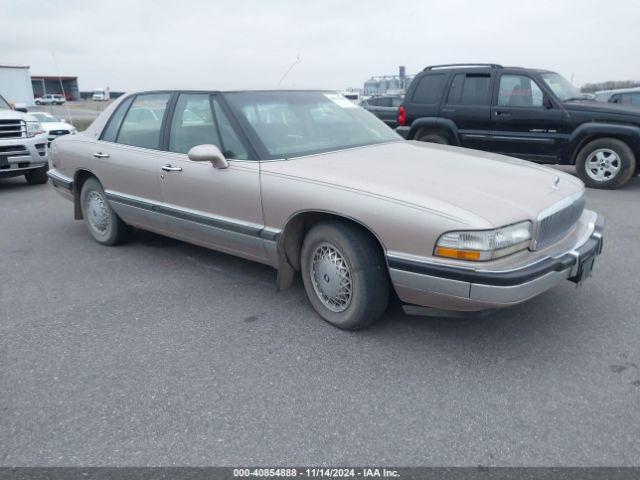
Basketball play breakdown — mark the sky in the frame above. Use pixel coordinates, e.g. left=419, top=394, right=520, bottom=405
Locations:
left=1, top=0, right=638, bottom=92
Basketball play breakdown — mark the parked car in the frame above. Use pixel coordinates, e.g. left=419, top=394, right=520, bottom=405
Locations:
left=34, top=94, right=66, bottom=105
left=360, top=95, right=403, bottom=128
left=0, top=93, right=49, bottom=184
left=47, top=90, right=604, bottom=330
left=396, top=63, right=640, bottom=189
left=28, top=112, right=77, bottom=144
left=594, top=88, right=640, bottom=107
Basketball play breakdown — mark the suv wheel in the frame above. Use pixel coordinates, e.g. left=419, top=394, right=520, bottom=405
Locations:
left=575, top=138, right=636, bottom=189
left=300, top=221, right=389, bottom=330
left=417, top=131, right=449, bottom=145
left=80, top=177, right=130, bottom=245
left=24, top=165, right=49, bottom=185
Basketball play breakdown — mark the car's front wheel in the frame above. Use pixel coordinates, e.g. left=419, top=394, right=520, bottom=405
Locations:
left=575, top=138, right=636, bottom=189
left=80, top=177, right=130, bottom=245
left=300, top=221, right=389, bottom=330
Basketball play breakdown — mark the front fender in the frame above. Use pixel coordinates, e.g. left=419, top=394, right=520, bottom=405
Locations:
left=566, top=122, right=640, bottom=163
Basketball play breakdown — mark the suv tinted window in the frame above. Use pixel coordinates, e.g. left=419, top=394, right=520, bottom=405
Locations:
left=169, top=93, right=220, bottom=154
left=447, top=73, right=491, bottom=105
left=620, top=93, right=640, bottom=106
left=377, top=97, right=392, bottom=107
left=412, top=74, right=446, bottom=104
left=101, top=95, right=135, bottom=142
left=498, top=75, right=543, bottom=107
left=116, top=93, right=171, bottom=149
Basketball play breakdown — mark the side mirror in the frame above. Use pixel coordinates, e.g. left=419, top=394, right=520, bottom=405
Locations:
left=187, top=144, right=229, bottom=169
left=543, top=97, right=554, bottom=109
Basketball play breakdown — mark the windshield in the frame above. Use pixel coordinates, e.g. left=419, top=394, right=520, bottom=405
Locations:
left=540, top=72, right=582, bottom=101
left=0, top=95, right=10, bottom=110
left=31, top=112, right=57, bottom=122
left=224, top=91, right=401, bottom=159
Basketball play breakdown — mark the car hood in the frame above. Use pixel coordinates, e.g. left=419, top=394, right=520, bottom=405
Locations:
left=260, top=141, right=584, bottom=228
left=41, top=121, right=74, bottom=131
left=565, top=100, right=640, bottom=119
left=0, top=109, right=29, bottom=121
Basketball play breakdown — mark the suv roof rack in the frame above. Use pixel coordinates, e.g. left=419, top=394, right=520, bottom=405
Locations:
left=423, top=63, right=503, bottom=71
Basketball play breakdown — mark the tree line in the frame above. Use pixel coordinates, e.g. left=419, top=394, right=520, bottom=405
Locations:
left=581, top=80, right=640, bottom=93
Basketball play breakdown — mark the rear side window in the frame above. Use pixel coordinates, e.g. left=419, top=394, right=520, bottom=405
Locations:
left=116, top=93, right=171, bottom=149
left=620, top=93, right=640, bottom=106
left=411, top=74, right=446, bottom=104
left=101, top=96, right=134, bottom=142
left=447, top=74, right=491, bottom=105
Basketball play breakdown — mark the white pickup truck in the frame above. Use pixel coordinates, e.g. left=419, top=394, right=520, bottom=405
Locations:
left=0, top=93, right=49, bottom=184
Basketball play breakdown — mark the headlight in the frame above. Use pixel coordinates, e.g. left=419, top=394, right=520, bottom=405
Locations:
left=435, top=221, right=532, bottom=261
left=26, top=121, right=45, bottom=137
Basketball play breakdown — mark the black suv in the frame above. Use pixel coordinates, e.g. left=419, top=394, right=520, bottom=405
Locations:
left=396, top=63, right=640, bottom=189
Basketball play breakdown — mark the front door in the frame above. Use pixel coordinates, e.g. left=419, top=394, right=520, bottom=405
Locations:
left=158, top=93, right=269, bottom=264
left=489, top=73, right=566, bottom=162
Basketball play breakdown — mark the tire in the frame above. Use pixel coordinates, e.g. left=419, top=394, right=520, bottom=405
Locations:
left=575, top=137, right=636, bottom=189
left=80, top=177, right=130, bottom=245
left=417, top=131, right=449, bottom=145
left=24, top=164, right=49, bottom=185
left=300, top=221, right=390, bottom=330
left=35, top=100, right=41, bottom=105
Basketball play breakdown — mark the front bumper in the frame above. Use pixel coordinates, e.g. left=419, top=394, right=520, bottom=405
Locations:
left=388, top=212, right=604, bottom=312
left=0, top=135, right=48, bottom=176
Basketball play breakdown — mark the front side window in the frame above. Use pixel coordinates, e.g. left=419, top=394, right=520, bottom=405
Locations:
left=116, top=93, right=170, bottom=149
left=168, top=93, right=220, bottom=154
left=412, top=74, right=446, bottom=104
left=211, top=98, right=249, bottom=160
left=498, top=75, right=543, bottom=107
left=447, top=74, right=491, bottom=105
left=224, top=91, right=400, bottom=159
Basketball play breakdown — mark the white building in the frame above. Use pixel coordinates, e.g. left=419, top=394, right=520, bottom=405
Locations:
left=0, top=64, right=35, bottom=106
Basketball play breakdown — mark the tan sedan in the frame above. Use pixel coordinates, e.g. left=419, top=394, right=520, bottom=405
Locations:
left=47, top=90, right=604, bottom=329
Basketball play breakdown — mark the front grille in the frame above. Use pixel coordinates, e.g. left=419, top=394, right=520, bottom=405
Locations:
left=0, top=119, right=25, bottom=139
left=535, top=194, right=585, bottom=249
left=49, top=129, right=70, bottom=136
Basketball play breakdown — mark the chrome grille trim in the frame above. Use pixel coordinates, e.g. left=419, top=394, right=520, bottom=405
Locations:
left=534, top=192, right=585, bottom=250
left=0, top=119, right=26, bottom=139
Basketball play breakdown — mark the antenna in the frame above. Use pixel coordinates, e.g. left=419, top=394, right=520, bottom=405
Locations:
left=278, top=54, right=302, bottom=86
left=50, top=51, right=74, bottom=127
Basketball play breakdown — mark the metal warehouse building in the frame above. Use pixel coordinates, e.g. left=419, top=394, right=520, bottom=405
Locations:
left=0, top=64, right=35, bottom=106
left=31, top=75, right=79, bottom=101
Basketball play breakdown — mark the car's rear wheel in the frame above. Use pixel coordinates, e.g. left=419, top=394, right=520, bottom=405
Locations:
left=417, top=131, right=449, bottom=145
left=24, top=164, right=49, bottom=185
left=80, top=177, right=130, bottom=245
left=300, top=221, right=389, bottom=330
left=575, top=138, right=636, bottom=189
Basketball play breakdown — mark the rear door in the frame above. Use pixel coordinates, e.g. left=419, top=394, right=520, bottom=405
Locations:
left=440, top=72, right=493, bottom=151
left=489, top=73, right=566, bottom=161
left=157, top=92, right=269, bottom=264
left=92, top=92, right=171, bottom=233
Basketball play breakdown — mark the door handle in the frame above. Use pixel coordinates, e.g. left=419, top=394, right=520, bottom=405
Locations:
left=494, top=110, right=511, bottom=117
left=161, top=164, right=183, bottom=172
left=93, top=152, right=110, bottom=158
left=441, top=108, right=456, bottom=113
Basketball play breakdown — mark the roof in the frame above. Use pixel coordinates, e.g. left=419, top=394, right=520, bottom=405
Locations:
left=31, top=75, right=78, bottom=81
left=0, top=64, right=30, bottom=69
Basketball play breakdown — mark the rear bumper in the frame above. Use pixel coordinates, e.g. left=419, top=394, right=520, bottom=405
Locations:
left=395, top=126, right=410, bottom=139
left=389, top=212, right=604, bottom=311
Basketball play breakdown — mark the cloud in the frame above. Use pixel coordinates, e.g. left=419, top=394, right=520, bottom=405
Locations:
left=1, top=0, right=638, bottom=92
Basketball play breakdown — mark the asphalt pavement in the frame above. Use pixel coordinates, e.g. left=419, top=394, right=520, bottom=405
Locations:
left=1, top=170, right=639, bottom=466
